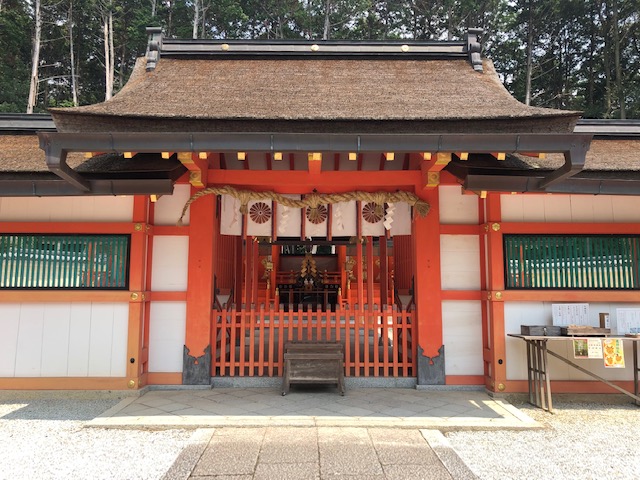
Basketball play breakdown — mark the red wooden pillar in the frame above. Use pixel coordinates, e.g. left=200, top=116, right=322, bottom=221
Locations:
left=337, top=245, right=347, bottom=302
left=244, top=237, right=256, bottom=306
left=413, top=187, right=444, bottom=385
left=183, top=191, right=216, bottom=384
left=234, top=236, right=243, bottom=306
left=356, top=238, right=364, bottom=308
left=252, top=239, right=259, bottom=306
left=379, top=236, right=388, bottom=305
left=366, top=237, right=374, bottom=306
left=127, top=196, right=149, bottom=389
left=484, top=193, right=507, bottom=392
left=271, top=244, right=279, bottom=301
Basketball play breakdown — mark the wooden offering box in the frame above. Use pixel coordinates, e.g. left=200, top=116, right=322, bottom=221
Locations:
left=520, top=325, right=562, bottom=336
left=561, top=326, right=611, bottom=336
left=282, top=342, right=345, bottom=396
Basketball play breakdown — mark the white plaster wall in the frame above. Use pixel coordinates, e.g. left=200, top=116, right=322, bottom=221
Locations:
left=439, top=185, right=479, bottom=224
left=153, top=184, right=191, bottom=226
left=501, top=194, right=640, bottom=223
left=505, top=302, right=637, bottom=382
left=151, top=236, right=189, bottom=291
left=148, top=302, right=186, bottom=372
left=0, top=196, right=133, bottom=222
left=440, top=235, right=481, bottom=290
left=0, top=303, right=128, bottom=377
left=442, top=301, right=483, bottom=375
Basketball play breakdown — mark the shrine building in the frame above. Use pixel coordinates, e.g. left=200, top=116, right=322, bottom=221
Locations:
left=1, top=28, right=640, bottom=395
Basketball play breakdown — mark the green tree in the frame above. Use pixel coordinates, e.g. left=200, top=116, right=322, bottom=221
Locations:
left=0, top=0, right=31, bottom=111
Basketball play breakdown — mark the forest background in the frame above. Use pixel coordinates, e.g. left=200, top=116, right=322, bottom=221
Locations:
left=0, top=0, right=638, bottom=118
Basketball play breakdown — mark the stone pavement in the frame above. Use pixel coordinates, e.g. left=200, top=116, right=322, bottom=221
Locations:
left=162, top=426, right=478, bottom=480
left=90, top=387, right=537, bottom=430
left=87, top=387, right=541, bottom=479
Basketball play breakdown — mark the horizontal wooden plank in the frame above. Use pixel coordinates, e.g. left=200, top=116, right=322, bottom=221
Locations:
left=0, top=290, right=131, bottom=303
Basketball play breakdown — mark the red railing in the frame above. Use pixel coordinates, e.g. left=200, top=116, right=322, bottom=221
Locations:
left=212, top=303, right=415, bottom=378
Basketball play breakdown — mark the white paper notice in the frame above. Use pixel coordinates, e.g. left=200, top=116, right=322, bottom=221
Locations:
left=552, top=303, right=590, bottom=326
left=616, top=308, right=640, bottom=335
left=587, top=339, right=603, bottom=359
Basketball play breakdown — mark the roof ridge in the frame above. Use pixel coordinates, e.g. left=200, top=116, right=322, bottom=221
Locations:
left=144, top=26, right=484, bottom=71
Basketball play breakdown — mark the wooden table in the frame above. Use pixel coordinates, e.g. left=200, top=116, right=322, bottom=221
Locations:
left=508, top=334, right=640, bottom=413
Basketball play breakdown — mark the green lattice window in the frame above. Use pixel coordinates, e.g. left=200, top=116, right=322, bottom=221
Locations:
left=0, top=234, right=130, bottom=289
left=504, top=235, right=640, bottom=290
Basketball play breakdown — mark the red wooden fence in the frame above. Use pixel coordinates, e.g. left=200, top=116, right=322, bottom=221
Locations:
left=212, top=303, right=416, bottom=378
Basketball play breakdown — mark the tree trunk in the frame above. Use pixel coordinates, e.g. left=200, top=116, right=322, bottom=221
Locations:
left=104, top=8, right=114, bottom=101
left=323, top=0, right=331, bottom=40
left=109, top=10, right=114, bottom=96
left=118, top=43, right=126, bottom=90
left=193, top=0, right=199, bottom=39
left=524, top=0, right=533, bottom=106
left=611, top=0, right=625, bottom=118
left=26, top=0, right=42, bottom=113
left=69, top=1, right=78, bottom=106
left=587, top=1, right=596, bottom=112
left=151, top=0, right=157, bottom=17
left=201, top=4, right=207, bottom=39
left=598, top=1, right=613, bottom=117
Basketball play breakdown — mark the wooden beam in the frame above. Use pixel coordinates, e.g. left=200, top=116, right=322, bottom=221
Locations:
left=0, top=377, right=131, bottom=390
left=308, top=152, right=322, bottom=174
left=420, top=152, right=452, bottom=189
left=521, top=152, right=546, bottom=159
left=0, top=222, right=139, bottom=234
left=0, top=290, right=131, bottom=303
left=177, top=152, right=208, bottom=187
left=207, top=169, right=420, bottom=192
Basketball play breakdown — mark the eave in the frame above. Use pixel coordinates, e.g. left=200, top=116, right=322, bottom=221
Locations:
left=37, top=131, right=591, bottom=195
left=0, top=176, right=178, bottom=197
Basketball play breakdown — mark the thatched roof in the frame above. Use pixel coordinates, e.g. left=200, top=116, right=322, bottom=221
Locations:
left=0, top=134, right=181, bottom=175
left=513, top=139, right=640, bottom=171
left=0, top=135, right=85, bottom=172
left=50, top=56, right=579, bottom=134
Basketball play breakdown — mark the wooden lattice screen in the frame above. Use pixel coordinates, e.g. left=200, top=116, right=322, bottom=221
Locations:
left=0, top=234, right=130, bottom=289
left=504, top=234, right=640, bottom=289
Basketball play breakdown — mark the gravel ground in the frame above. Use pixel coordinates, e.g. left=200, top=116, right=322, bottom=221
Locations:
left=447, top=395, right=640, bottom=480
left=0, top=393, right=191, bottom=480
